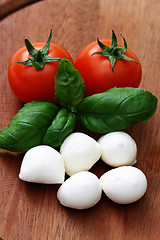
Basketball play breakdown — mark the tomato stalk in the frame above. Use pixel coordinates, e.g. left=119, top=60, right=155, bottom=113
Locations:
left=92, top=30, right=138, bottom=72
left=11, top=30, right=61, bottom=70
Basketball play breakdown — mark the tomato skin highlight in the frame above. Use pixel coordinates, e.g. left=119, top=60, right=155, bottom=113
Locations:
left=8, top=43, right=74, bottom=103
left=75, top=39, right=142, bottom=97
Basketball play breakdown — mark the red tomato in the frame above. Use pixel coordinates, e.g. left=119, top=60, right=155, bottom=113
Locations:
left=75, top=39, right=142, bottom=97
left=8, top=42, right=73, bottom=103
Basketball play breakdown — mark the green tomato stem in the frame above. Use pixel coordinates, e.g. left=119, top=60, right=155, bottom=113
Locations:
left=92, top=30, right=138, bottom=72
left=11, top=30, right=61, bottom=70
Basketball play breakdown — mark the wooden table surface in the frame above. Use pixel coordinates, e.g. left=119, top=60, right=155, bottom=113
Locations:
left=0, top=0, right=160, bottom=239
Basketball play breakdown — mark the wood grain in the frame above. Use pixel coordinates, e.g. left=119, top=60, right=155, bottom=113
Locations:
left=0, top=0, right=43, bottom=20
left=0, top=0, right=160, bottom=239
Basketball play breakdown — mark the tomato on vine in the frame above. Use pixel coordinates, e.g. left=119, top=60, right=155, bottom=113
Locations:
left=8, top=30, right=73, bottom=103
left=75, top=31, right=142, bottom=97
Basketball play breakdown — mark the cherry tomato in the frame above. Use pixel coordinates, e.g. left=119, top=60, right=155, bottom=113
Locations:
left=75, top=33, right=142, bottom=97
left=8, top=42, right=73, bottom=103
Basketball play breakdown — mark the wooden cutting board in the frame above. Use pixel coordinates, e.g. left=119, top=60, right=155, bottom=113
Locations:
left=0, top=0, right=160, bottom=239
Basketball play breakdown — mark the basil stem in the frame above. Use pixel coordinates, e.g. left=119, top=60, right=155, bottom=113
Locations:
left=0, top=101, right=59, bottom=152
left=43, top=108, right=76, bottom=148
left=55, top=58, right=85, bottom=111
left=77, top=87, right=158, bottom=134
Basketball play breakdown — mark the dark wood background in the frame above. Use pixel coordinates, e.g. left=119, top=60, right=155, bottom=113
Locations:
left=0, top=0, right=160, bottom=239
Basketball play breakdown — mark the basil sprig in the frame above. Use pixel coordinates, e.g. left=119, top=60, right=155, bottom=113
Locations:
left=0, top=101, right=59, bottom=152
left=55, top=58, right=85, bottom=111
left=0, top=58, right=158, bottom=152
left=77, top=87, right=158, bottom=133
left=43, top=108, right=76, bottom=148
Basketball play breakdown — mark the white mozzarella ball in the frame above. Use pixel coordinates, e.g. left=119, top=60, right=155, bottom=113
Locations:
left=60, top=132, right=102, bottom=176
left=19, top=145, right=65, bottom=184
left=98, top=131, right=137, bottom=167
left=57, top=171, right=102, bottom=209
left=100, top=166, right=147, bottom=204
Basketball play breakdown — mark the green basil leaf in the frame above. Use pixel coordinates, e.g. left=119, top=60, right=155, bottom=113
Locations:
left=77, top=87, right=158, bottom=134
left=0, top=101, right=59, bottom=152
left=43, top=108, right=76, bottom=148
left=55, top=58, right=85, bottom=109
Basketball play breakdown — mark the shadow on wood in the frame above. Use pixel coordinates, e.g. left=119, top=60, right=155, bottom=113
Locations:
left=0, top=0, right=43, bottom=20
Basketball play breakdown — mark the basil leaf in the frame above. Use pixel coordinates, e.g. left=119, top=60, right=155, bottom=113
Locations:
left=43, top=108, right=76, bottom=148
left=55, top=58, right=85, bottom=109
left=0, top=101, right=59, bottom=152
left=77, top=87, right=158, bottom=134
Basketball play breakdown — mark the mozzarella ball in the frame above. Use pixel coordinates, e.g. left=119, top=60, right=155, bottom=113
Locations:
left=19, top=145, right=65, bottom=184
left=60, top=132, right=102, bottom=176
left=100, top=166, right=147, bottom=204
left=98, top=131, right=137, bottom=167
left=57, top=171, right=102, bottom=209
